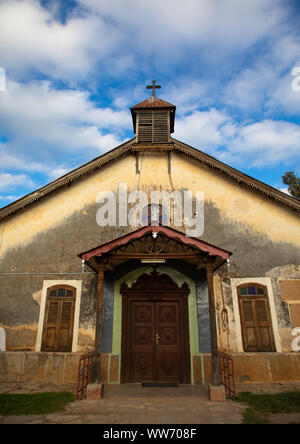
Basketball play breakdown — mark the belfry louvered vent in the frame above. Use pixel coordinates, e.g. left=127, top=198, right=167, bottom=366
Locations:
left=138, top=111, right=169, bottom=143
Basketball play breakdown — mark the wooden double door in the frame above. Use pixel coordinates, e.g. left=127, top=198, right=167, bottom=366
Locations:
left=121, top=273, right=191, bottom=384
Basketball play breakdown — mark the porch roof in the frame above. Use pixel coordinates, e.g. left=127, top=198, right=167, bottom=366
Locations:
left=78, top=225, right=232, bottom=268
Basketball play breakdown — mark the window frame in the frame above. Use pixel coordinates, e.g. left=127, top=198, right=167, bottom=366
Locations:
left=41, top=284, right=76, bottom=353
left=36, top=280, right=82, bottom=353
left=237, top=282, right=276, bottom=353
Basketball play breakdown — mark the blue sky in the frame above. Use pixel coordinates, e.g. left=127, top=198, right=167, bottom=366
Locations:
left=0, top=0, right=300, bottom=207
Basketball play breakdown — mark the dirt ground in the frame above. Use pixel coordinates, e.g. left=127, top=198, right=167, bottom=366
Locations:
left=0, top=383, right=244, bottom=424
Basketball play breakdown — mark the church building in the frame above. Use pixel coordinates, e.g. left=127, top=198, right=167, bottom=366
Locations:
left=0, top=82, right=300, bottom=399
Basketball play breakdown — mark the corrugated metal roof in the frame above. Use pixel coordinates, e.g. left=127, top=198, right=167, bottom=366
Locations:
left=130, top=96, right=176, bottom=133
left=131, top=96, right=175, bottom=109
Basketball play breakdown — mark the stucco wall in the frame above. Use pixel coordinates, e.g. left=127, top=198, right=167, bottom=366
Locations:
left=0, top=150, right=299, bottom=353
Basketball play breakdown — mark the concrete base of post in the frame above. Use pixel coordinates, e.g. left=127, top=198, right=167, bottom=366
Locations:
left=209, top=384, right=226, bottom=402
left=86, top=383, right=104, bottom=400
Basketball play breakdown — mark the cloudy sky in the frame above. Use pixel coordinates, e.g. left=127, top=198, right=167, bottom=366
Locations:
left=0, top=0, right=300, bottom=206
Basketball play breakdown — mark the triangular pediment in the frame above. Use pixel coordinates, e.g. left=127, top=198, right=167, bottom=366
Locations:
left=79, top=225, right=231, bottom=272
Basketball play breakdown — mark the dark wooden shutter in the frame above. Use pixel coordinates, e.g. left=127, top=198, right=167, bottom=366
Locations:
left=153, top=112, right=169, bottom=142
left=42, top=300, right=60, bottom=351
left=240, top=299, right=259, bottom=352
left=238, top=285, right=275, bottom=352
left=42, top=287, right=75, bottom=352
left=138, top=111, right=169, bottom=143
left=289, top=304, right=300, bottom=328
left=255, top=299, right=274, bottom=351
left=138, top=112, right=153, bottom=142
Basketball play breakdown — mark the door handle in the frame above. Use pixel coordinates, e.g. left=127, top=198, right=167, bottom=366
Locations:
left=155, top=333, right=160, bottom=344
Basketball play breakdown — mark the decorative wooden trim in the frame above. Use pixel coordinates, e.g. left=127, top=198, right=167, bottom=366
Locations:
left=80, top=225, right=231, bottom=261
left=132, top=143, right=174, bottom=152
left=1, top=133, right=299, bottom=221
left=120, top=270, right=190, bottom=295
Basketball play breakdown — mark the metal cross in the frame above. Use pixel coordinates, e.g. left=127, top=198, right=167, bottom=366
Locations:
left=146, top=80, right=161, bottom=97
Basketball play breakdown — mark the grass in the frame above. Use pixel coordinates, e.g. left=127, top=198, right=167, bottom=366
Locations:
left=0, top=392, right=75, bottom=416
left=234, top=391, right=300, bottom=424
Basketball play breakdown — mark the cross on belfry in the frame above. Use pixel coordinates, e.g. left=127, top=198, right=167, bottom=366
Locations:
left=146, top=80, right=161, bottom=97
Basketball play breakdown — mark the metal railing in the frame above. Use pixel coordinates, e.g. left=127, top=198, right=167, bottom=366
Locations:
left=76, top=351, right=95, bottom=400
left=219, top=351, right=235, bottom=398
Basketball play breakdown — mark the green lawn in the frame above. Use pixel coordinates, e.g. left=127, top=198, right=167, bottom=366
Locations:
left=0, top=392, right=75, bottom=416
left=234, top=391, right=300, bottom=424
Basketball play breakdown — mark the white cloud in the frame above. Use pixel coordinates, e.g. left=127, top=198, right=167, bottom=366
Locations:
left=78, top=0, right=283, bottom=55
left=0, top=0, right=120, bottom=81
left=174, top=110, right=300, bottom=169
left=0, top=172, right=35, bottom=191
left=0, top=0, right=290, bottom=84
left=174, top=109, right=234, bottom=149
left=278, top=187, right=290, bottom=195
left=0, top=195, right=21, bottom=201
left=0, top=80, right=131, bottom=172
left=0, top=0, right=300, bottom=203
left=231, top=120, right=300, bottom=167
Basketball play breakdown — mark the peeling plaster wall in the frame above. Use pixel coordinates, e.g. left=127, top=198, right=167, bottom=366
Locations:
left=0, top=151, right=299, bottom=352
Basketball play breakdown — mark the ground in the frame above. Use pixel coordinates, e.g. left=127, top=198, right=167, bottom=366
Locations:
left=0, top=384, right=243, bottom=424
left=0, top=383, right=300, bottom=424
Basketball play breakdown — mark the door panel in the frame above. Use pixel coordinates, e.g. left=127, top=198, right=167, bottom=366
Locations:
left=156, top=302, right=181, bottom=382
left=130, top=302, right=155, bottom=382
left=128, top=299, right=182, bottom=383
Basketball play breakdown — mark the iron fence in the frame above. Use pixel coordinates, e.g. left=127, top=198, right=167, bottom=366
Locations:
left=76, top=351, right=95, bottom=400
left=219, top=351, right=235, bottom=398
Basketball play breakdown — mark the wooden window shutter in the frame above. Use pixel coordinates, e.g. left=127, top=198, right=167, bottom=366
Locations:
left=138, top=112, right=153, bottom=142
left=289, top=304, right=300, bottom=329
left=279, top=280, right=300, bottom=301
left=153, top=112, right=169, bottom=143
left=42, top=300, right=60, bottom=351
left=240, top=300, right=259, bottom=352
left=138, top=111, right=169, bottom=143
left=41, top=286, right=76, bottom=352
left=238, top=285, right=276, bottom=352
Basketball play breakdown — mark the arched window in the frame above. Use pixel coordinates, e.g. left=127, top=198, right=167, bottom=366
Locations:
left=141, top=204, right=169, bottom=226
left=238, top=284, right=275, bottom=352
left=41, top=285, right=76, bottom=352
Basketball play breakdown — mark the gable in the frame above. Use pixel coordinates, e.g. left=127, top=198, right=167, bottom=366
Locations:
left=0, top=142, right=299, bottom=258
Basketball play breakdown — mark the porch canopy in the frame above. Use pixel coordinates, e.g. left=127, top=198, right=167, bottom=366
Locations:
left=78, top=225, right=232, bottom=391
left=79, top=225, right=231, bottom=272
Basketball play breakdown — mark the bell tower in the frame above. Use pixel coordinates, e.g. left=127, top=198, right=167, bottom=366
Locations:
left=130, top=81, right=176, bottom=144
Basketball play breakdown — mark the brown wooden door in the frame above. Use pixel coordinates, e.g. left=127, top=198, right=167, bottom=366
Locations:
left=127, top=299, right=182, bottom=383
left=42, top=286, right=75, bottom=352
left=121, top=271, right=191, bottom=384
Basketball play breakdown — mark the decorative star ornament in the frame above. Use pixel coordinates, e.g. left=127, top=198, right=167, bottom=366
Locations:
left=152, top=232, right=158, bottom=238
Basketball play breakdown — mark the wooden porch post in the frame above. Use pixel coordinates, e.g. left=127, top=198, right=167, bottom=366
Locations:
left=93, top=262, right=105, bottom=383
left=206, top=263, right=221, bottom=387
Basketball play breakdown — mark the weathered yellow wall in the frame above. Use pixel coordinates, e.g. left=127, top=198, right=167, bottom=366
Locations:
left=0, top=151, right=299, bottom=254
left=0, top=150, right=299, bottom=356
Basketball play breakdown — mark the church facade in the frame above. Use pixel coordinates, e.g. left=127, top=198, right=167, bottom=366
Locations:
left=0, top=84, right=300, bottom=393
